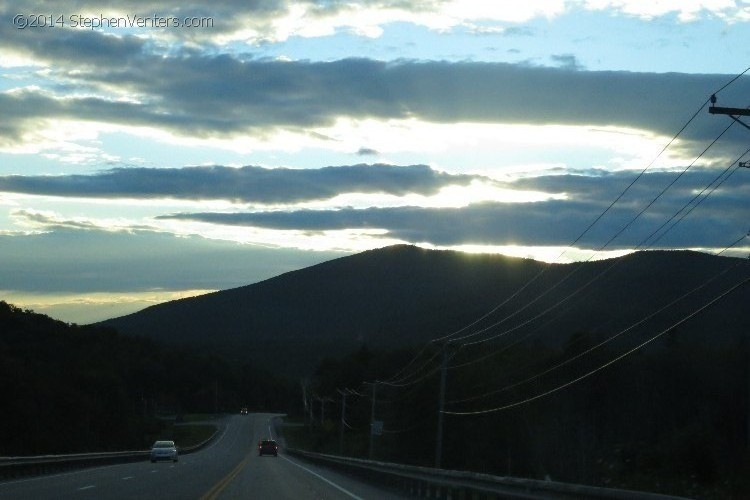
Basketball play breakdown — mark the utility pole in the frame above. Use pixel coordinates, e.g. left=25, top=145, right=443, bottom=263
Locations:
left=435, top=345, right=449, bottom=468
left=320, top=397, right=333, bottom=424
left=338, top=389, right=348, bottom=455
left=368, top=382, right=377, bottom=459
left=214, top=379, right=219, bottom=415
left=748, top=338, right=750, bottom=455
left=710, top=96, right=750, bottom=453
left=301, top=380, right=309, bottom=427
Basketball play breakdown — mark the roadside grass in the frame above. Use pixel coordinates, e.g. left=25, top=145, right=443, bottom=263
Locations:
left=172, top=424, right=216, bottom=448
left=280, top=421, right=312, bottom=450
left=148, top=415, right=219, bottom=449
left=280, top=418, right=367, bottom=457
left=179, top=413, right=221, bottom=423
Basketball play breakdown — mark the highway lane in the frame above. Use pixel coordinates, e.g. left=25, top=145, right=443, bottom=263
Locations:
left=0, top=413, right=407, bottom=499
left=213, top=413, right=407, bottom=500
left=0, top=414, right=252, bottom=500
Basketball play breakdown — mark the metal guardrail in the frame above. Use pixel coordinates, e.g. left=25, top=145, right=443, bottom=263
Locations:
left=0, top=423, right=222, bottom=481
left=285, top=448, right=694, bottom=500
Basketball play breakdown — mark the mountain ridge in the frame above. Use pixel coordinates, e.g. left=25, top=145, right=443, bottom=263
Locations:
left=98, top=245, right=750, bottom=377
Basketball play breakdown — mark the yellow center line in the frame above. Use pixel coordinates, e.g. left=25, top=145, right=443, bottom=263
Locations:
left=200, top=454, right=251, bottom=500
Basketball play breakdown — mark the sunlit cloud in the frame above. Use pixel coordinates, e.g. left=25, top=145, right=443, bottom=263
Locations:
left=10, top=208, right=160, bottom=234
left=1, top=114, right=685, bottom=170
left=155, top=217, right=406, bottom=252
left=2, top=58, right=746, bottom=169
left=283, top=182, right=566, bottom=212
left=315, top=119, right=684, bottom=167
left=183, top=0, right=749, bottom=43
left=7, top=207, right=401, bottom=253
left=421, top=243, right=634, bottom=263
left=582, top=0, right=742, bottom=22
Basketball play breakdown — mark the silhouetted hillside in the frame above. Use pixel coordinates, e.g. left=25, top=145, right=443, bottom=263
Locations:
left=0, top=301, right=299, bottom=455
left=99, top=245, right=750, bottom=377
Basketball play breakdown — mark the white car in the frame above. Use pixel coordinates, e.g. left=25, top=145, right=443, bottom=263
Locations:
left=150, top=440, right=178, bottom=463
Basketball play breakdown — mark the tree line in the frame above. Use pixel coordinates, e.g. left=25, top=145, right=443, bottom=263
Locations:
left=0, top=301, right=299, bottom=455
left=303, top=331, right=750, bottom=500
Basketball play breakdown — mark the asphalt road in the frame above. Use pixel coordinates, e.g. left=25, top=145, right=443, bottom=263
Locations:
left=0, top=413, right=407, bottom=500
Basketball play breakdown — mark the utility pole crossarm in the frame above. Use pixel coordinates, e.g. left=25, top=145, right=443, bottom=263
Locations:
left=709, top=103, right=750, bottom=132
left=709, top=106, right=750, bottom=117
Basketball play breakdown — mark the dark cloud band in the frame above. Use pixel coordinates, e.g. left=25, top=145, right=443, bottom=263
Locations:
left=3, top=23, right=749, bottom=150
left=158, top=168, right=750, bottom=249
left=0, top=164, right=487, bottom=203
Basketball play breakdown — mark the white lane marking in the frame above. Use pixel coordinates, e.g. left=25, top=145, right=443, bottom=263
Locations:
left=197, top=418, right=231, bottom=453
left=78, top=485, right=96, bottom=490
left=122, top=476, right=134, bottom=480
left=150, top=469, right=158, bottom=473
left=280, top=455, right=364, bottom=500
left=0, top=462, right=145, bottom=486
left=0, top=416, right=232, bottom=488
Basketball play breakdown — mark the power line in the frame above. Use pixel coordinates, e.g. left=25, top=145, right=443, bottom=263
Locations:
left=379, top=96, right=710, bottom=381
left=455, top=132, right=746, bottom=350
left=378, top=347, right=458, bottom=388
left=643, top=155, right=748, bottom=248
left=447, top=226, right=748, bottom=372
left=448, top=240, right=748, bottom=405
left=442, top=68, right=750, bottom=348
left=365, top=66, right=750, bottom=399
left=444, top=275, right=750, bottom=416
left=422, top=98, right=750, bottom=386
left=380, top=348, right=443, bottom=386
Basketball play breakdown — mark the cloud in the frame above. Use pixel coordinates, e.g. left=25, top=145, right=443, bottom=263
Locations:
left=550, top=54, right=584, bottom=71
left=0, top=227, right=342, bottom=294
left=0, top=21, right=147, bottom=67
left=3, top=0, right=744, bottom=48
left=0, top=0, right=289, bottom=44
left=0, top=164, right=488, bottom=203
left=356, top=147, right=380, bottom=156
left=2, top=45, right=748, bottom=156
left=10, top=209, right=158, bottom=233
left=582, top=0, right=744, bottom=22
left=158, top=167, right=750, bottom=250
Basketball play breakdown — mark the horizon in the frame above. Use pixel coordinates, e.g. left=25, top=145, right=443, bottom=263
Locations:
left=7, top=243, right=744, bottom=325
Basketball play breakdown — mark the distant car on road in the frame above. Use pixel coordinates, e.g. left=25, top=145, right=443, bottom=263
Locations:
left=240, top=407, right=248, bottom=415
left=258, top=439, right=278, bottom=456
left=150, top=440, right=178, bottom=463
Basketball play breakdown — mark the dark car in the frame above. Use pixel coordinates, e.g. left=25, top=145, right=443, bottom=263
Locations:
left=258, top=439, right=278, bottom=456
left=240, top=407, right=248, bottom=415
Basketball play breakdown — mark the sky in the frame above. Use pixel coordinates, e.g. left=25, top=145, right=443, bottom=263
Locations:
left=1, top=0, right=750, bottom=324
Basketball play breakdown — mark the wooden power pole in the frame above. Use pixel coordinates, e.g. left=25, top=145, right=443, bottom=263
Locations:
left=709, top=94, right=750, bottom=452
